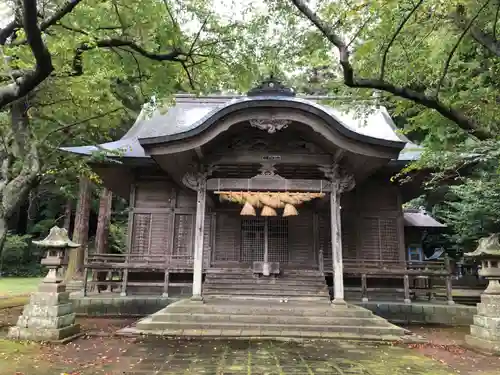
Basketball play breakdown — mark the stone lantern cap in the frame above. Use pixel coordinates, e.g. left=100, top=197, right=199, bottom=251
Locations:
left=465, top=234, right=500, bottom=260
left=32, top=226, right=80, bottom=248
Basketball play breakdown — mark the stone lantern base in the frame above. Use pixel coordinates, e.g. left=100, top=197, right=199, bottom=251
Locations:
left=465, top=293, right=500, bottom=355
left=8, top=282, right=80, bottom=342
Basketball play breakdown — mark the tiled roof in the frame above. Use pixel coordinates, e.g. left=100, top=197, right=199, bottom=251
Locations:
left=403, top=209, right=446, bottom=228
left=61, top=93, right=421, bottom=161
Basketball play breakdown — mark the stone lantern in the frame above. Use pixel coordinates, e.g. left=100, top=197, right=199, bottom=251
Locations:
left=464, top=234, right=500, bottom=354
left=8, top=226, right=81, bottom=342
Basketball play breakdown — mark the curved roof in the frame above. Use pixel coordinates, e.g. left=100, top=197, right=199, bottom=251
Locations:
left=62, top=91, right=420, bottom=161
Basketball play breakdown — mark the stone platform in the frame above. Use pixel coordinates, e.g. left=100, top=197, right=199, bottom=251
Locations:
left=357, top=301, right=476, bottom=326
left=119, top=297, right=410, bottom=342
left=9, top=284, right=80, bottom=342
left=465, top=293, right=500, bottom=354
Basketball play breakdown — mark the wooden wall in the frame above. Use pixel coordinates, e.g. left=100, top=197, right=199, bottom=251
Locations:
left=128, top=172, right=212, bottom=269
left=127, top=171, right=404, bottom=270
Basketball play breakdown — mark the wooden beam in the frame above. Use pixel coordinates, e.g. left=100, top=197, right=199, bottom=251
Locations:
left=207, top=178, right=332, bottom=192
left=207, top=152, right=333, bottom=165
left=195, top=147, right=204, bottom=159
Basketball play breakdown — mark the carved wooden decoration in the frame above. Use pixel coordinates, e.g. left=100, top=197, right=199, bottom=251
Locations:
left=258, top=163, right=278, bottom=177
left=181, top=165, right=215, bottom=191
left=249, top=119, right=291, bottom=133
left=223, top=133, right=325, bottom=154
left=319, top=164, right=356, bottom=193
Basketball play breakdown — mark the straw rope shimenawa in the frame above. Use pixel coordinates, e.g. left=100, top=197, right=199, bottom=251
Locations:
left=216, top=191, right=325, bottom=217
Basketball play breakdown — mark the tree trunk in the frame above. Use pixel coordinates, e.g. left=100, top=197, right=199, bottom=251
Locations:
left=94, top=187, right=113, bottom=291
left=95, top=188, right=112, bottom=254
left=62, top=199, right=72, bottom=231
left=0, top=99, right=41, bottom=257
left=0, top=216, right=7, bottom=276
left=26, top=189, right=38, bottom=233
left=65, top=178, right=91, bottom=281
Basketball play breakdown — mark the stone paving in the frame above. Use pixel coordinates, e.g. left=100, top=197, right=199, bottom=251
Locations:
left=116, top=338, right=455, bottom=375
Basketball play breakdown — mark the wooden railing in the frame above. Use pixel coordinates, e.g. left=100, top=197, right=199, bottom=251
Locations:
left=343, top=258, right=449, bottom=276
left=340, top=257, right=454, bottom=304
left=83, top=253, right=194, bottom=297
left=83, top=253, right=455, bottom=304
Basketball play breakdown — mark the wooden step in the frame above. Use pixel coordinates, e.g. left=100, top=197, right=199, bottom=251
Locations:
left=203, top=289, right=329, bottom=297
left=205, top=278, right=326, bottom=286
left=203, top=282, right=328, bottom=290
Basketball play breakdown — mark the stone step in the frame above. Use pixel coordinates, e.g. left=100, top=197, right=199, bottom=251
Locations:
left=150, top=312, right=390, bottom=326
left=120, top=325, right=404, bottom=342
left=165, top=302, right=373, bottom=318
left=135, top=320, right=405, bottom=337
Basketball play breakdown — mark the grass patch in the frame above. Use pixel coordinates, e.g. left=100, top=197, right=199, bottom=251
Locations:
left=0, top=277, right=40, bottom=297
left=0, top=338, right=47, bottom=375
left=0, top=296, right=29, bottom=310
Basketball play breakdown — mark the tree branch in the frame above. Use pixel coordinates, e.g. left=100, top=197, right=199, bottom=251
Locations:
left=290, top=0, right=490, bottom=140
left=72, top=38, right=187, bottom=76
left=111, top=0, right=129, bottom=33
left=347, top=15, right=372, bottom=48
left=380, top=0, right=424, bottom=80
left=0, top=0, right=83, bottom=110
left=11, top=0, right=83, bottom=46
left=39, top=0, right=82, bottom=32
left=115, top=47, right=146, bottom=99
left=0, top=21, right=18, bottom=45
left=453, top=3, right=500, bottom=57
left=58, top=22, right=89, bottom=35
left=436, top=1, right=491, bottom=97
left=189, top=17, right=209, bottom=56
left=162, top=0, right=181, bottom=33
left=494, top=1, right=500, bottom=40
left=0, top=0, right=53, bottom=110
left=41, top=107, right=125, bottom=140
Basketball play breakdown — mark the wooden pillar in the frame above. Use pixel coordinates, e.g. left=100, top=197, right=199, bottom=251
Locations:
left=162, top=270, right=169, bottom=298
left=263, top=217, right=270, bottom=275
left=330, top=188, right=344, bottom=304
left=403, top=274, right=411, bottom=304
left=445, top=276, right=454, bottom=305
left=121, top=184, right=135, bottom=297
left=444, top=255, right=455, bottom=305
left=82, top=268, right=89, bottom=297
left=120, top=268, right=129, bottom=297
left=192, top=175, right=207, bottom=301
left=361, top=274, right=368, bottom=302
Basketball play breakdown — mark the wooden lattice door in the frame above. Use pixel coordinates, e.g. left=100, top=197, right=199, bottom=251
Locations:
left=240, top=217, right=289, bottom=264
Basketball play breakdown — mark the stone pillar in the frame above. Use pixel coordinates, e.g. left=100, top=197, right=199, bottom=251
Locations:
left=464, top=234, right=500, bottom=354
left=8, top=227, right=81, bottom=342
left=192, top=174, right=207, bottom=301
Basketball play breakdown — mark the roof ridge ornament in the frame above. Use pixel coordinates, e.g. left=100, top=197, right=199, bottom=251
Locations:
left=247, top=75, right=296, bottom=97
